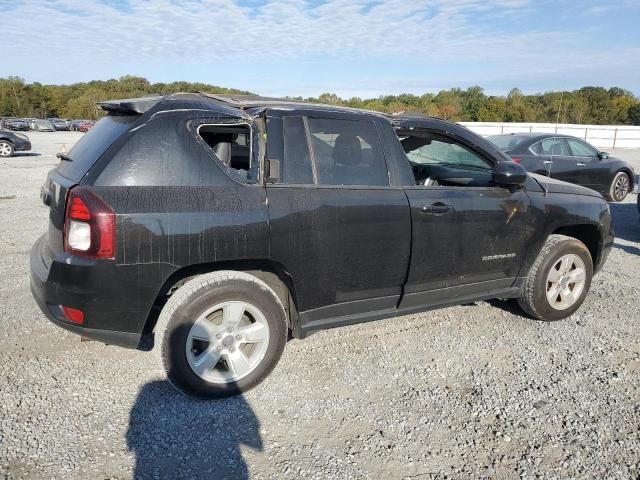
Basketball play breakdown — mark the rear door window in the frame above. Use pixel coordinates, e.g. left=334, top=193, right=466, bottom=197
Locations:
left=534, top=138, right=571, bottom=156
left=306, top=118, right=389, bottom=186
left=56, top=114, right=137, bottom=181
left=283, top=116, right=314, bottom=184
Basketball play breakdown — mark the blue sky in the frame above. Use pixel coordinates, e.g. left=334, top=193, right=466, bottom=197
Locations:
left=3, top=0, right=640, bottom=97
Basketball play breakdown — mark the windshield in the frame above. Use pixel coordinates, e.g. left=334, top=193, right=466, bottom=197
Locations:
left=56, top=114, right=138, bottom=181
left=487, top=134, right=530, bottom=152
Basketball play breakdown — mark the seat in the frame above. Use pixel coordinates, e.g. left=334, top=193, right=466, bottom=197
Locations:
left=214, top=142, right=232, bottom=166
left=333, top=134, right=364, bottom=184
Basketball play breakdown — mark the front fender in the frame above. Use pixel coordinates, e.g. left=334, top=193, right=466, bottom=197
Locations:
left=520, top=192, right=612, bottom=277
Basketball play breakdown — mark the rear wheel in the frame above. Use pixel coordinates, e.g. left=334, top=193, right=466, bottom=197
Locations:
left=518, top=234, right=593, bottom=321
left=154, top=271, right=288, bottom=399
left=608, top=171, right=630, bottom=202
left=0, top=141, right=14, bottom=157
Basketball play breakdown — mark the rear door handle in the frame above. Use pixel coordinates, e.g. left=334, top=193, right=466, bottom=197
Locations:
left=577, top=162, right=585, bottom=166
left=421, top=203, right=452, bottom=215
left=544, top=160, right=554, bottom=164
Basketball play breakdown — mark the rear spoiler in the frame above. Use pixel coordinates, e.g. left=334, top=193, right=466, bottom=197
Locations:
left=96, top=95, right=164, bottom=114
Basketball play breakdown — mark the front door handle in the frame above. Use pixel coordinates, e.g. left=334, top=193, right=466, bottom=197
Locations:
left=544, top=160, right=554, bottom=165
left=577, top=162, right=586, bottom=166
left=421, top=203, right=452, bottom=215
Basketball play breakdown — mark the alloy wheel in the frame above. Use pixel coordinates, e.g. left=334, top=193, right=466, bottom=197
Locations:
left=0, top=142, right=12, bottom=157
left=546, top=254, right=587, bottom=310
left=613, top=174, right=629, bottom=201
left=186, top=301, right=270, bottom=383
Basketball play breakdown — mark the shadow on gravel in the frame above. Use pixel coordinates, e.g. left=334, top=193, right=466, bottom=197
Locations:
left=127, top=381, right=262, bottom=480
left=13, top=152, right=41, bottom=157
left=610, top=201, right=640, bottom=245
left=486, top=298, right=529, bottom=317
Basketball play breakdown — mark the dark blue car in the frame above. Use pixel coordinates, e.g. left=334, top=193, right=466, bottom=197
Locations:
left=488, top=133, right=634, bottom=202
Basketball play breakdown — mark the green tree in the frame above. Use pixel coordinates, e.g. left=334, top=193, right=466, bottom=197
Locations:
left=629, top=104, right=640, bottom=126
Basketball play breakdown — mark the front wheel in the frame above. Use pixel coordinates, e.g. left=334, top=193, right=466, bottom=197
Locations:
left=0, top=141, right=14, bottom=157
left=518, top=235, right=593, bottom=321
left=608, top=171, right=630, bottom=202
left=154, top=271, right=288, bottom=399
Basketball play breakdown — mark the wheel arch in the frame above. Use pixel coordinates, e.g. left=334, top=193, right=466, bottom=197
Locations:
left=142, top=259, right=299, bottom=341
left=551, top=224, right=602, bottom=269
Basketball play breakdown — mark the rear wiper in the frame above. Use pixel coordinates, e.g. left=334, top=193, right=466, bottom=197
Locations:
left=56, top=152, right=72, bottom=162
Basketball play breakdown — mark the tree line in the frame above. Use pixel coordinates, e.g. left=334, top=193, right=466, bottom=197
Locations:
left=1, top=75, right=639, bottom=125
left=0, top=76, right=251, bottom=120
left=301, top=86, right=640, bottom=125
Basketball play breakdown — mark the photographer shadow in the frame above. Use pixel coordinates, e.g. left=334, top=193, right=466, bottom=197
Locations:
left=126, top=380, right=262, bottom=480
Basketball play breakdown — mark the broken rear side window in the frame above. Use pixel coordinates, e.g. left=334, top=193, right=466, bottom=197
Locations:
left=197, top=124, right=253, bottom=182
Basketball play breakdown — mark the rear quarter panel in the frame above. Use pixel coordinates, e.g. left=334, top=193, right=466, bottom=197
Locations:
left=83, top=108, right=270, bottom=333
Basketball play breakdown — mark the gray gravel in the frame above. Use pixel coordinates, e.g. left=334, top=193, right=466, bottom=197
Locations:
left=1, top=132, right=639, bottom=479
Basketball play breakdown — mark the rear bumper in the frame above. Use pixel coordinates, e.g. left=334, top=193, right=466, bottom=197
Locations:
left=29, top=235, right=145, bottom=349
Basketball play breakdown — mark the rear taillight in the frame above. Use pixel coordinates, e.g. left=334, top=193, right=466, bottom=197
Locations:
left=61, top=305, right=84, bottom=324
left=511, top=157, right=521, bottom=164
left=64, top=186, right=115, bottom=259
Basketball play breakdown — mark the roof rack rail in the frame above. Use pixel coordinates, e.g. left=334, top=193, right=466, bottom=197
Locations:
left=198, top=92, right=309, bottom=109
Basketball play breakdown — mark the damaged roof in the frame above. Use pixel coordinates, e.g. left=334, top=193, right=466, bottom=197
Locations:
left=96, top=92, right=393, bottom=118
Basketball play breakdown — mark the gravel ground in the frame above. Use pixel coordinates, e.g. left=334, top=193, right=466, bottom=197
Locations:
left=1, top=132, right=639, bottom=479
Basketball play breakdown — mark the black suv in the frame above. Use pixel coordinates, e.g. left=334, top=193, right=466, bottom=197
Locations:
left=30, top=94, right=613, bottom=399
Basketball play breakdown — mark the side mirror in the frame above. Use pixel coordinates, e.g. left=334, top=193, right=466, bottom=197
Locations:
left=493, top=161, right=527, bottom=188
left=598, top=151, right=609, bottom=160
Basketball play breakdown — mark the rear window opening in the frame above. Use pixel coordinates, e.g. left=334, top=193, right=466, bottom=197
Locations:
left=486, top=134, right=530, bottom=152
left=197, top=124, right=252, bottom=174
left=56, top=114, right=138, bottom=182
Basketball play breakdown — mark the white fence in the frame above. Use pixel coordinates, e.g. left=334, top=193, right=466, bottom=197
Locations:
left=458, top=122, right=640, bottom=149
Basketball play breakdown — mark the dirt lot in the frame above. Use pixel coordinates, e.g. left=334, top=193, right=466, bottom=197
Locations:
left=1, top=132, right=639, bottom=479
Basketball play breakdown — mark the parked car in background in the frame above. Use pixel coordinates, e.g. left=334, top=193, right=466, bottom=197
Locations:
left=78, top=120, right=95, bottom=132
left=31, top=120, right=55, bottom=132
left=30, top=93, right=613, bottom=399
left=3, top=118, right=30, bottom=131
left=487, top=133, right=635, bottom=202
left=70, top=119, right=89, bottom=131
left=46, top=118, right=70, bottom=131
left=0, top=130, right=31, bottom=157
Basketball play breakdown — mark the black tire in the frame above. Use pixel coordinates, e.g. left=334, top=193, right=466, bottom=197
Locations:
left=608, top=171, right=630, bottom=202
left=0, top=140, right=15, bottom=157
left=154, top=271, right=288, bottom=399
left=517, top=234, right=593, bottom=321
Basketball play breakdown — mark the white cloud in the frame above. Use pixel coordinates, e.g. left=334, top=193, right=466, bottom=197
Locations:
left=4, top=0, right=566, bottom=63
left=2, top=0, right=638, bottom=96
